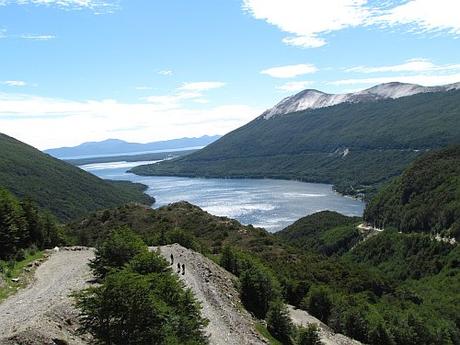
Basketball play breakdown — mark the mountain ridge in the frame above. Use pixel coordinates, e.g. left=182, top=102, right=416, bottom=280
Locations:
left=261, top=81, right=460, bottom=119
left=131, top=88, right=460, bottom=196
left=0, top=133, right=154, bottom=220
left=45, top=135, right=221, bottom=158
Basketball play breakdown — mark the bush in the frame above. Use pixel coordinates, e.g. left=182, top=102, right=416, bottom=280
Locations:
left=302, top=286, right=333, bottom=323
left=240, top=264, right=281, bottom=319
left=75, top=245, right=208, bottom=344
left=296, top=324, right=322, bottom=345
left=167, top=228, right=200, bottom=251
left=128, top=250, right=169, bottom=275
left=267, top=301, right=294, bottom=344
left=89, top=227, right=148, bottom=279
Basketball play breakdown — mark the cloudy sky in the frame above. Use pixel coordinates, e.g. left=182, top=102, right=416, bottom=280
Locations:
left=0, top=0, right=459, bottom=149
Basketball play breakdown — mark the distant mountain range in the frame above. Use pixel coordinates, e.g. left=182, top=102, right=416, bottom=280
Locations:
left=131, top=82, right=460, bottom=197
left=45, top=135, right=222, bottom=159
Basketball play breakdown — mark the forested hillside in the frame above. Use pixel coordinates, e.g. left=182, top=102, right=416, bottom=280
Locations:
left=0, top=133, right=154, bottom=220
left=133, top=90, right=460, bottom=196
left=67, top=197, right=460, bottom=345
left=364, top=145, right=460, bottom=239
left=276, top=211, right=361, bottom=255
left=0, top=188, right=63, bottom=261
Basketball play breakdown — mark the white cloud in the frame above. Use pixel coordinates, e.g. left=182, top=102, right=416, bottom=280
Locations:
left=261, top=64, right=318, bottom=78
left=20, top=34, right=56, bottom=41
left=330, top=73, right=460, bottom=86
left=277, top=81, right=313, bottom=92
left=0, top=92, right=262, bottom=150
left=346, top=58, right=460, bottom=73
left=243, top=0, right=370, bottom=48
left=158, top=70, right=173, bottom=76
left=372, top=0, right=460, bottom=35
left=179, top=82, right=226, bottom=91
left=243, top=0, right=460, bottom=48
left=0, top=0, right=119, bottom=13
left=2, top=80, right=28, bottom=87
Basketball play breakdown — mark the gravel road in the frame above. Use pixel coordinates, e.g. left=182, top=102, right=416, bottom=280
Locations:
left=155, top=244, right=268, bottom=345
left=0, top=248, right=94, bottom=344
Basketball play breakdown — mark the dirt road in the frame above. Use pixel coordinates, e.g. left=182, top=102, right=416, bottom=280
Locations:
left=0, top=248, right=94, bottom=344
left=155, top=244, right=267, bottom=345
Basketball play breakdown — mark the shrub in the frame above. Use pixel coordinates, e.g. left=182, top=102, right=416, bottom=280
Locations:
left=89, top=227, right=148, bottom=279
left=296, top=324, right=322, bottom=345
left=240, top=264, right=281, bottom=319
left=267, top=301, right=294, bottom=344
left=302, top=286, right=333, bottom=323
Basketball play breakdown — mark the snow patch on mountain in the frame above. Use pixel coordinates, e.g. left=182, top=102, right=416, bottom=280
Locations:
left=262, top=82, right=460, bottom=119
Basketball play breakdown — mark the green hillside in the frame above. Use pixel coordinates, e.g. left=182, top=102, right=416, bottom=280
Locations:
left=132, top=90, right=460, bottom=196
left=67, top=200, right=460, bottom=344
left=364, top=145, right=460, bottom=239
left=276, top=211, right=361, bottom=256
left=0, top=133, right=154, bottom=220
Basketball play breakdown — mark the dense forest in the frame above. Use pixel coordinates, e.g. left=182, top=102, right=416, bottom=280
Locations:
left=0, top=188, right=64, bottom=261
left=0, top=133, right=154, bottom=220
left=132, top=90, right=460, bottom=197
left=365, top=145, right=460, bottom=239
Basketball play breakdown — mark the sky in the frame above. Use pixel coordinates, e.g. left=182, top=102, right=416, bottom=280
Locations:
left=0, top=0, right=459, bottom=150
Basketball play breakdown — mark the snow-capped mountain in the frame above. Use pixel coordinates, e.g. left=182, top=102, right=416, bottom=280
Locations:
left=261, top=82, right=460, bottom=119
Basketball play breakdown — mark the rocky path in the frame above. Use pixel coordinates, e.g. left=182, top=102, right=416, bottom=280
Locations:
left=0, top=248, right=94, bottom=345
left=155, top=244, right=267, bottom=345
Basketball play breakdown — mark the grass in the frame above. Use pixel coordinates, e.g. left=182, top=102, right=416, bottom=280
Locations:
left=255, top=322, right=283, bottom=345
left=0, top=250, right=45, bottom=302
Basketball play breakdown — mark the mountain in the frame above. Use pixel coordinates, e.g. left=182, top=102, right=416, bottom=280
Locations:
left=261, top=82, right=460, bottom=119
left=45, top=135, right=221, bottom=159
left=364, top=145, right=460, bottom=239
left=0, top=133, right=154, bottom=220
left=131, top=83, right=460, bottom=196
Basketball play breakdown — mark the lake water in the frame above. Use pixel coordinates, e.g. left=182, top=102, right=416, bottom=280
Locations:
left=80, top=160, right=365, bottom=232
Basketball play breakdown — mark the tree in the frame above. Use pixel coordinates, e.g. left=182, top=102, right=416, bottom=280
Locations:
left=90, top=227, right=148, bottom=279
left=240, top=264, right=281, bottom=319
left=267, top=301, right=294, bottom=344
left=302, top=286, right=333, bottom=323
left=296, top=324, right=322, bottom=345
left=128, top=250, right=170, bottom=275
left=75, top=256, right=208, bottom=344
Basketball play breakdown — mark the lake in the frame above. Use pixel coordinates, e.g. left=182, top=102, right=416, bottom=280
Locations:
left=80, top=160, right=365, bottom=232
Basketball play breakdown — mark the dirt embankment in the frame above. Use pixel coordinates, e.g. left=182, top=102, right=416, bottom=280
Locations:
left=0, top=248, right=94, bottom=345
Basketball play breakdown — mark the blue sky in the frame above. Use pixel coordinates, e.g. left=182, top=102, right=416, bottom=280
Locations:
left=0, top=0, right=459, bottom=149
